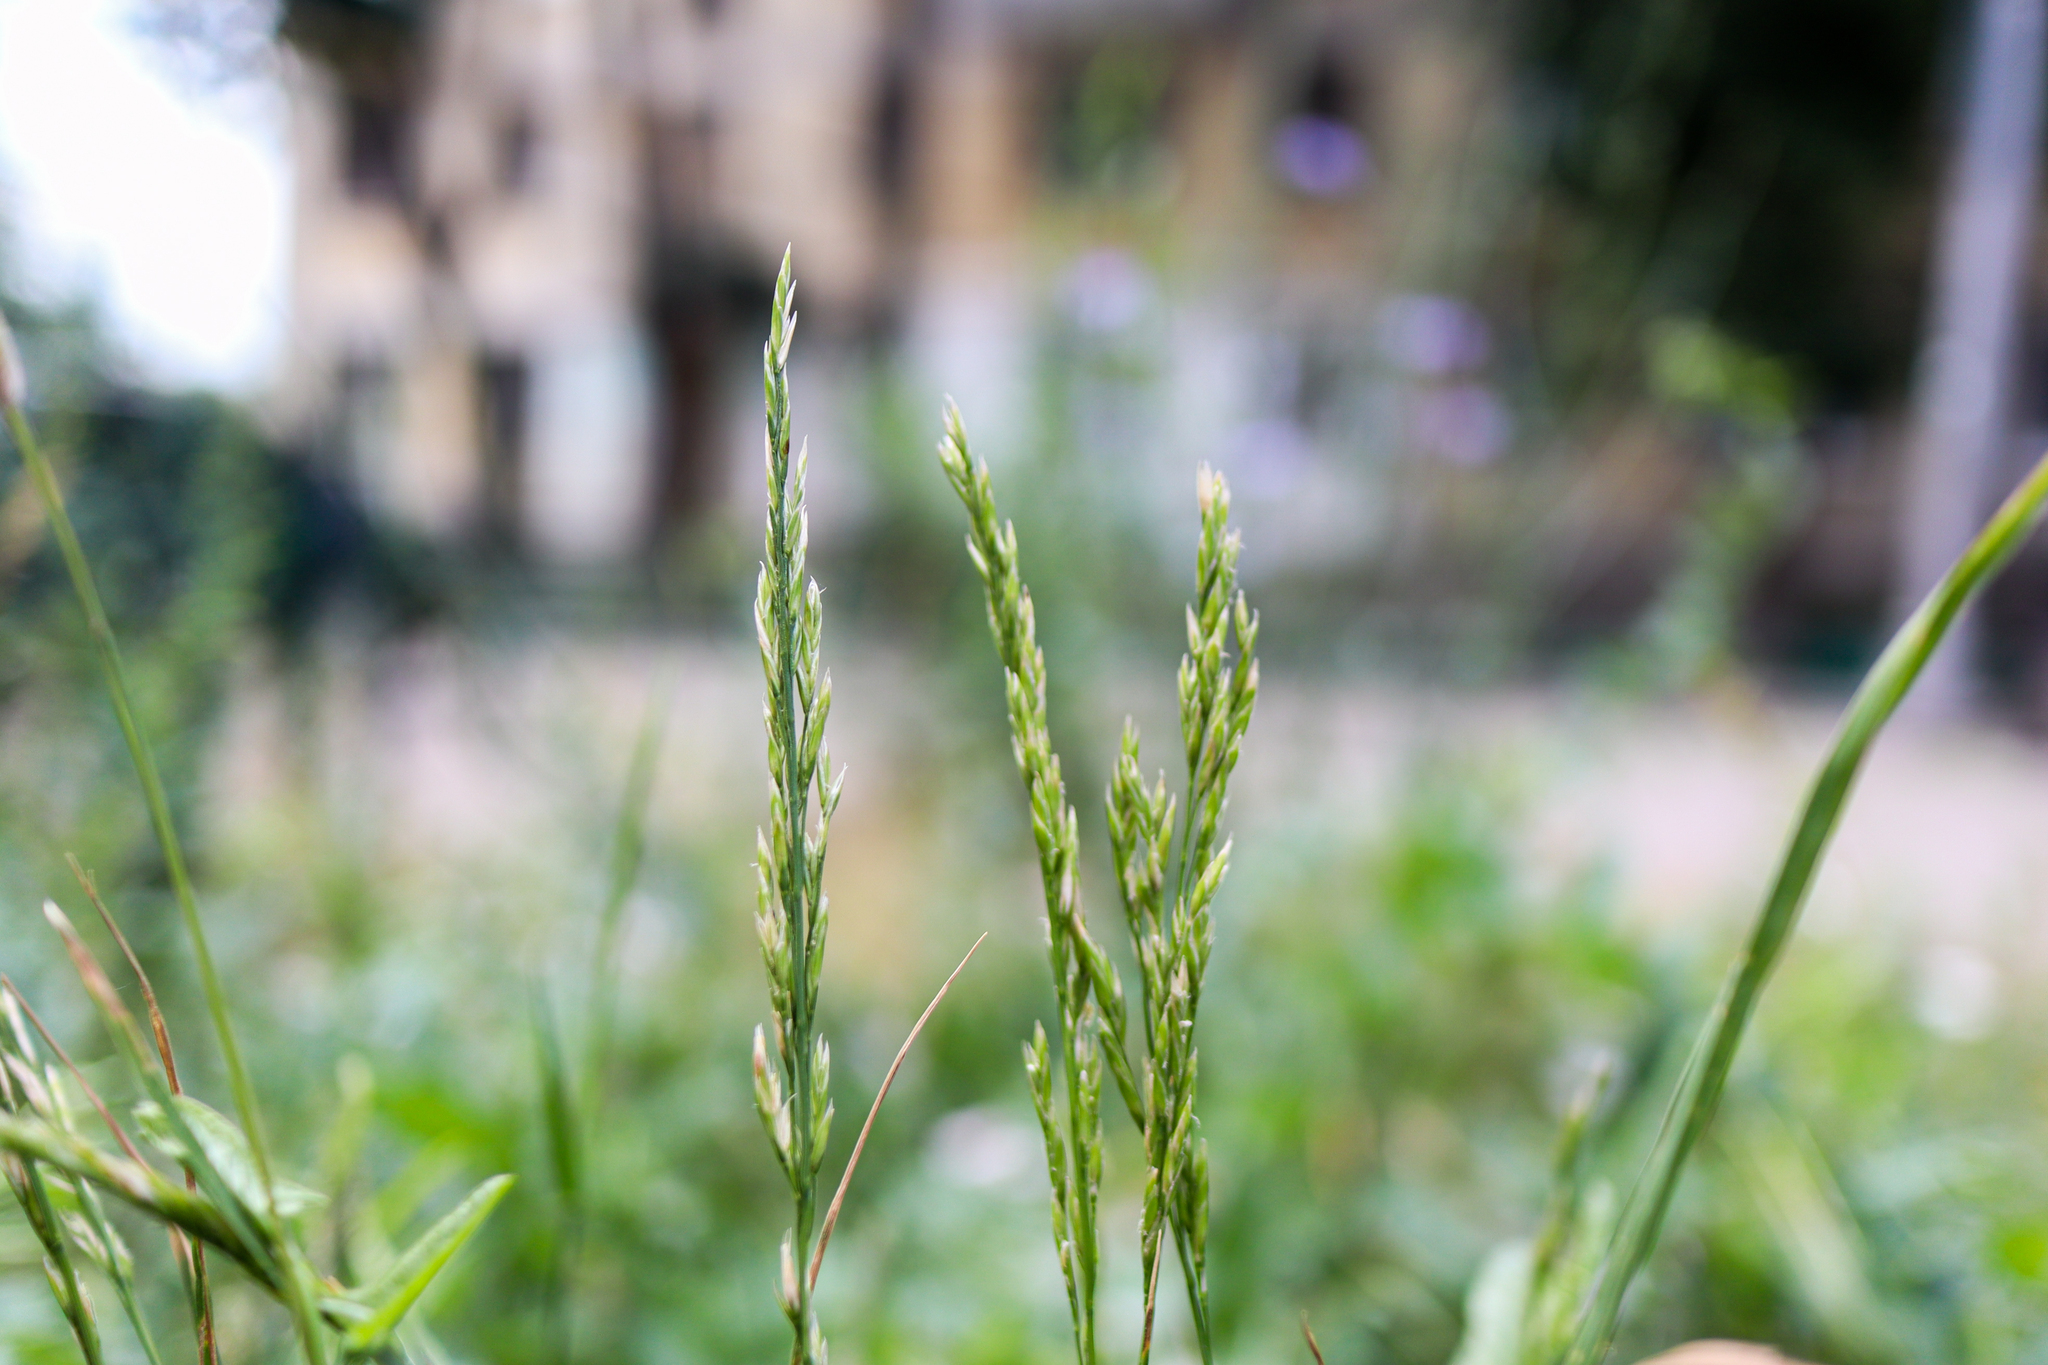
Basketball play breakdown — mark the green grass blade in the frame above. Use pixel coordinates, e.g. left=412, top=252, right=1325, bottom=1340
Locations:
left=533, top=983, right=583, bottom=1365
left=1562, top=447, right=2048, bottom=1365
left=340, top=1175, right=514, bottom=1353
left=532, top=989, right=580, bottom=1214
left=586, top=690, right=665, bottom=1098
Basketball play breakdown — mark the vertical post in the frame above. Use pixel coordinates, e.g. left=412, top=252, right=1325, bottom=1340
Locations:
left=1896, top=0, right=2048, bottom=716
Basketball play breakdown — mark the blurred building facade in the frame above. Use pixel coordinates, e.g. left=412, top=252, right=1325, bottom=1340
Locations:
left=274, top=0, right=1487, bottom=566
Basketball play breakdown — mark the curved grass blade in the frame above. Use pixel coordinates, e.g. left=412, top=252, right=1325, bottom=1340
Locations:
left=1562, top=448, right=2048, bottom=1364
left=336, top=1174, right=514, bottom=1354
left=808, top=932, right=986, bottom=1290
left=135, top=1095, right=328, bottom=1223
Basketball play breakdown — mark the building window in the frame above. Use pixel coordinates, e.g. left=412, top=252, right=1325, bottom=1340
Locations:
left=871, top=53, right=917, bottom=214
left=498, top=106, right=539, bottom=194
left=1271, top=51, right=1372, bottom=199
left=336, top=354, right=396, bottom=482
left=343, top=92, right=411, bottom=202
left=476, top=352, right=529, bottom=547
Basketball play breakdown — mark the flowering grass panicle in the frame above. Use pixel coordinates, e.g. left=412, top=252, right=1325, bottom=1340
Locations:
left=1108, top=463, right=1257, bottom=1364
left=938, top=400, right=1126, bottom=1365
left=941, top=405, right=1256, bottom=1365
left=751, top=251, right=843, bottom=1365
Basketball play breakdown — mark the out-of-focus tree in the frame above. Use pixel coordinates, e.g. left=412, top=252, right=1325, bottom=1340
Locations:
left=1515, top=0, right=1951, bottom=407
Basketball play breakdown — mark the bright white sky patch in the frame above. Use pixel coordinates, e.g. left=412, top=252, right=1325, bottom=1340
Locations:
left=0, top=0, right=289, bottom=393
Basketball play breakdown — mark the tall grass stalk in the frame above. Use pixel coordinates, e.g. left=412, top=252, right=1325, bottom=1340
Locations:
left=1109, top=464, right=1256, bottom=1365
left=1560, top=446, right=2048, bottom=1364
left=940, top=407, right=1256, bottom=1365
left=0, top=305, right=332, bottom=1364
left=939, top=401, right=1118, bottom=1364
left=752, top=251, right=841, bottom=1365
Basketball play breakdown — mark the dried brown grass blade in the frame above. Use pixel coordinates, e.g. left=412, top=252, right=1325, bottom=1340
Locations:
left=807, top=932, right=987, bottom=1291
left=67, top=857, right=180, bottom=1089
left=1, top=976, right=146, bottom=1165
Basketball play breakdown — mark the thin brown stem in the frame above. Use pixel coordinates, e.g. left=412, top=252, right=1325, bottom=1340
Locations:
left=67, top=856, right=181, bottom=1088
left=807, top=932, right=986, bottom=1292
left=1139, top=1227, right=1167, bottom=1365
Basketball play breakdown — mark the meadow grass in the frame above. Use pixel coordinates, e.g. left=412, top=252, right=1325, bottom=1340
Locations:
left=3, top=266, right=2048, bottom=1365
left=938, top=334, right=2048, bottom=1364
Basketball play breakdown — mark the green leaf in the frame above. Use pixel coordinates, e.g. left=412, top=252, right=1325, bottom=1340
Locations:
left=135, top=1097, right=325, bottom=1226
left=340, top=1174, right=513, bottom=1352
left=530, top=989, right=580, bottom=1206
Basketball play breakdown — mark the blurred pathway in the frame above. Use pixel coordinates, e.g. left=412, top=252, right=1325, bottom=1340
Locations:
left=209, top=638, right=2048, bottom=1002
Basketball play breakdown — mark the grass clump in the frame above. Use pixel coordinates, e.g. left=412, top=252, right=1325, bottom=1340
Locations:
left=0, top=305, right=510, bottom=1365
